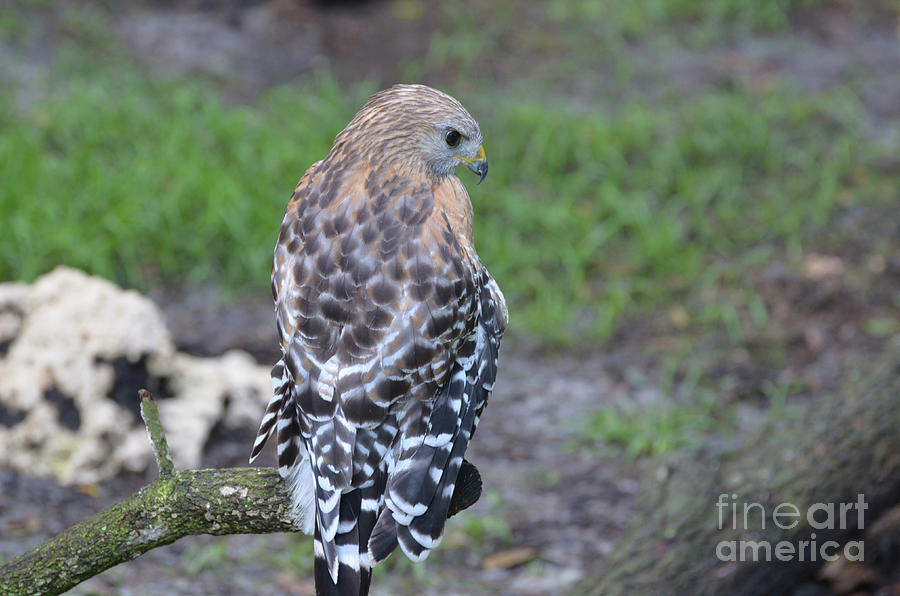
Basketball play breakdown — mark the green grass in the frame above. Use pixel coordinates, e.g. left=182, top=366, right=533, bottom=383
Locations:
left=181, top=540, right=230, bottom=577
left=418, top=0, right=840, bottom=88
left=176, top=535, right=314, bottom=584
left=0, top=69, right=879, bottom=344
left=577, top=354, right=733, bottom=457
left=544, top=0, right=822, bottom=40
left=581, top=397, right=720, bottom=458
left=1, top=73, right=371, bottom=290
left=262, top=533, right=315, bottom=577
left=1, top=0, right=893, bottom=346
left=473, top=86, right=871, bottom=341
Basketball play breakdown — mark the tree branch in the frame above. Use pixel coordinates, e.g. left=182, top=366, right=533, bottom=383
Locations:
left=139, top=388, right=173, bottom=477
left=0, top=466, right=297, bottom=596
left=0, top=391, right=482, bottom=596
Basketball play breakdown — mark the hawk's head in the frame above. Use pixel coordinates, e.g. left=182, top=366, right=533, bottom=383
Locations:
left=338, top=84, right=488, bottom=184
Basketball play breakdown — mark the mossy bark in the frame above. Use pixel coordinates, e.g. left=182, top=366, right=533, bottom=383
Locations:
left=581, top=351, right=900, bottom=595
left=0, top=468, right=296, bottom=595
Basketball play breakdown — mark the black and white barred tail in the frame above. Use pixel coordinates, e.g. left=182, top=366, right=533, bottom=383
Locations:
left=251, top=360, right=381, bottom=596
left=250, top=293, right=502, bottom=596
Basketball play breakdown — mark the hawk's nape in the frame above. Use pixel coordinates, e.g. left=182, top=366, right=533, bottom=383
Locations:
left=249, top=84, right=507, bottom=596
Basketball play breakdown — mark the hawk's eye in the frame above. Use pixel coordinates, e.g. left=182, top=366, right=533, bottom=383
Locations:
left=445, top=129, right=462, bottom=148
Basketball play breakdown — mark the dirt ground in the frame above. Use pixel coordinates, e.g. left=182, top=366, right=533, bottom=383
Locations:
left=2, top=1, right=899, bottom=595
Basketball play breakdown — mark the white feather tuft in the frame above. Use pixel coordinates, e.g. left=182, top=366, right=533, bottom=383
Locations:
left=283, top=459, right=316, bottom=534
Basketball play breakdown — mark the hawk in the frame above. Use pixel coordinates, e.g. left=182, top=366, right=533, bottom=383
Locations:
left=250, top=84, right=507, bottom=596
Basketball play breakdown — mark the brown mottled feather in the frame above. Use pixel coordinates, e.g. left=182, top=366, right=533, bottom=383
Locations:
left=252, top=84, right=506, bottom=596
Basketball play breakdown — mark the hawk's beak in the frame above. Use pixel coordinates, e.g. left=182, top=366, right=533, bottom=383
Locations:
left=457, top=145, right=488, bottom=184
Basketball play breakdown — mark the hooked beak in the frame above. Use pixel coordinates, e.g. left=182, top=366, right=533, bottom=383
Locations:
left=457, top=144, right=488, bottom=184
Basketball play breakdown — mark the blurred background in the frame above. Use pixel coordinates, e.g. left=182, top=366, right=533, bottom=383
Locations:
left=1, top=1, right=898, bottom=594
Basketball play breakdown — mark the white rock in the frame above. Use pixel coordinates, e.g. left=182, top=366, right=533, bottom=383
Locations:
left=0, top=267, right=270, bottom=484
